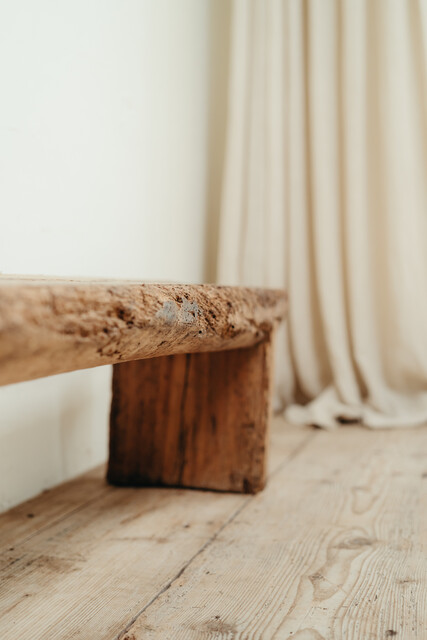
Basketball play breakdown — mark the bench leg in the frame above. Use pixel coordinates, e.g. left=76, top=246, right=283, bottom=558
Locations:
left=107, top=337, right=274, bottom=493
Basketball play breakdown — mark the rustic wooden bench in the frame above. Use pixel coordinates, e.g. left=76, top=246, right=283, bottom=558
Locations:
left=0, top=277, right=286, bottom=494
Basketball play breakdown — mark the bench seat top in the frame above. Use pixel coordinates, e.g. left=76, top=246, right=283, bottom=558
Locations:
left=0, top=277, right=286, bottom=386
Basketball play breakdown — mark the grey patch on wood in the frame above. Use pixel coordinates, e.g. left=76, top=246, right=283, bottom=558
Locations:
left=156, top=301, right=178, bottom=324
left=156, top=299, right=201, bottom=325
left=181, top=300, right=201, bottom=324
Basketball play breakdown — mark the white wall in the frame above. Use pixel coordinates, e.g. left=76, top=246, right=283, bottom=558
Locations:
left=0, top=0, right=230, bottom=511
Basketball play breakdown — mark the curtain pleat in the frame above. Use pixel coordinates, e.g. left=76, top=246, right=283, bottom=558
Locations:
left=217, top=0, right=427, bottom=428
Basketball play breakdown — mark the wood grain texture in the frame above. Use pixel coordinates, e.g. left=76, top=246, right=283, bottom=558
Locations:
left=124, top=424, right=427, bottom=640
left=0, top=418, right=308, bottom=640
left=3, top=420, right=427, bottom=638
left=0, top=277, right=286, bottom=385
left=0, top=466, right=107, bottom=558
left=108, top=338, right=273, bottom=493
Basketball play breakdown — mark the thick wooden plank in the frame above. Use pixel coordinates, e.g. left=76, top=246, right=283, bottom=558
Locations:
left=0, top=278, right=286, bottom=385
left=124, top=424, right=427, bottom=639
left=108, top=339, right=273, bottom=493
left=0, top=418, right=308, bottom=640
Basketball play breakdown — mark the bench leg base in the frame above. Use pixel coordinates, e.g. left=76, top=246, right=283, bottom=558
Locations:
left=107, top=339, right=274, bottom=493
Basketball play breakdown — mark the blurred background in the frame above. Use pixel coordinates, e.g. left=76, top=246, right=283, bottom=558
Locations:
left=1, top=0, right=427, bottom=510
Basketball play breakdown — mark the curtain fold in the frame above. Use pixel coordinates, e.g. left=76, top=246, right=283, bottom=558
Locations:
left=217, top=0, right=427, bottom=428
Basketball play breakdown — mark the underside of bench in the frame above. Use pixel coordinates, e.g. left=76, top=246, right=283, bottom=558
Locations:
left=0, top=277, right=287, bottom=493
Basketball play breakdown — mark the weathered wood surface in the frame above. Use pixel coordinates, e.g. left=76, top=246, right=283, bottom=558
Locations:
left=108, top=338, right=273, bottom=493
left=0, top=466, right=108, bottom=557
left=0, top=418, right=308, bottom=640
left=0, top=277, right=286, bottom=386
left=131, top=425, right=427, bottom=640
left=2, top=419, right=427, bottom=638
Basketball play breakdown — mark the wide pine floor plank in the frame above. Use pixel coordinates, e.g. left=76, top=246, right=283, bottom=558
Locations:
left=3, top=419, right=427, bottom=639
left=0, top=466, right=107, bottom=555
left=125, top=423, right=427, bottom=640
left=0, top=418, right=308, bottom=640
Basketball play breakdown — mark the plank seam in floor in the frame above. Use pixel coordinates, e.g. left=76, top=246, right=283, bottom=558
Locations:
left=115, top=498, right=251, bottom=640
left=115, top=429, right=315, bottom=640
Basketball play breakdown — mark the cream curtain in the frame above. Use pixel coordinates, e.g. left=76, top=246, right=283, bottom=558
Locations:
left=217, top=0, right=427, bottom=428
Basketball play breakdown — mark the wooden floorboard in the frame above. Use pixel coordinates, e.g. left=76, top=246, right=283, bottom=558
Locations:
left=126, top=424, right=427, bottom=640
left=0, top=417, right=309, bottom=640
left=0, top=466, right=108, bottom=555
left=2, top=419, right=427, bottom=639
